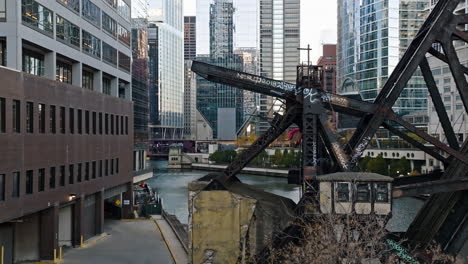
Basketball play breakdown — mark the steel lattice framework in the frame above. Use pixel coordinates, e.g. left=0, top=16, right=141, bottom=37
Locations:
left=192, top=0, right=468, bottom=253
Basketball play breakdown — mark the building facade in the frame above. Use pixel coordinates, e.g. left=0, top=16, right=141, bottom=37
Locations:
left=316, top=44, right=337, bottom=127
left=185, top=16, right=196, bottom=61
left=258, top=0, right=300, bottom=134
left=184, top=16, right=197, bottom=140
left=0, top=0, right=134, bottom=262
left=148, top=0, right=184, bottom=140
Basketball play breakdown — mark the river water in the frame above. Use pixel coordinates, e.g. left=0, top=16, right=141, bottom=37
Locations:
left=146, top=160, right=424, bottom=232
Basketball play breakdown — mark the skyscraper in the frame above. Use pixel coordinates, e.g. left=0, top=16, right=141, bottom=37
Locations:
left=337, top=0, right=429, bottom=116
left=185, top=16, right=197, bottom=60
left=184, top=16, right=197, bottom=140
left=258, top=0, right=300, bottom=134
left=148, top=0, right=184, bottom=139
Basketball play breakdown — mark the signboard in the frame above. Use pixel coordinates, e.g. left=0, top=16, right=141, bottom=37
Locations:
left=123, top=200, right=130, bottom=205
left=115, top=200, right=121, bottom=206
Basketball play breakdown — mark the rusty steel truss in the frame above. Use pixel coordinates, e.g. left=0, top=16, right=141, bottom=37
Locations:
left=191, top=0, right=468, bottom=253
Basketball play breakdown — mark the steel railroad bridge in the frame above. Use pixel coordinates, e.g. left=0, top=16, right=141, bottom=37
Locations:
left=192, top=0, right=468, bottom=255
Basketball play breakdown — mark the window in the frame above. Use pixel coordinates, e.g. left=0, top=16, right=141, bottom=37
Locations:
left=105, top=159, right=109, bottom=176
left=336, top=182, right=351, bottom=202
left=99, top=160, right=103, bottom=177
left=456, top=104, right=463, bottom=110
left=57, top=0, right=80, bottom=13
left=77, top=109, right=82, bottom=134
left=92, top=161, right=96, bottom=179
left=111, top=114, right=114, bottom=134
left=56, top=16, right=80, bottom=48
left=50, top=105, right=56, bottom=134
left=38, top=168, right=45, bottom=192
left=85, top=162, right=90, bottom=181
left=374, top=183, right=389, bottom=203
left=103, top=77, right=112, bottom=95
left=23, top=50, right=44, bottom=76
left=118, top=52, right=130, bottom=72
left=92, top=111, right=97, bottom=134
left=49, top=167, right=56, bottom=189
left=118, top=24, right=130, bottom=46
left=103, top=42, right=117, bottom=66
left=12, top=172, right=20, bottom=198
left=116, top=158, right=119, bottom=174
left=120, top=116, right=124, bottom=135
left=38, top=104, right=45, bottom=133
left=117, top=0, right=130, bottom=21
left=0, top=0, right=5, bottom=20
left=0, top=39, right=5, bottom=66
left=105, top=0, right=117, bottom=8
left=444, top=96, right=451, bottom=102
left=56, top=61, right=73, bottom=83
left=0, top=174, right=5, bottom=201
left=116, top=115, right=119, bottom=135
left=69, top=108, right=74, bottom=134
left=77, top=163, right=82, bottom=182
left=125, top=116, right=128, bottom=135
left=82, top=0, right=101, bottom=27
left=105, top=114, right=109, bottom=134
left=26, top=102, right=34, bottom=133
left=13, top=100, right=20, bottom=133
left=60, top=106, right=66, bottom=133
left=82, top=70, right=94, bottom=90
left=102, top=12, right=117, bottom=37
left=111, top=159, right=114, bottom=175
left=60, top=165, right=65, bottom=186
left=69, top=164, right=74, bottom=184
left=0, top=97, right=5, bottom=133
left=82, top=30, right=101, bottom=58
left=99, top=113, right=103, bottom=134
left=21, top=0, right=54, bottom=34
left=26, top=170, right=33, bottom=194
left=85, top=110, right=90, bottom=134
left=356, top=183, right=371, bottom=202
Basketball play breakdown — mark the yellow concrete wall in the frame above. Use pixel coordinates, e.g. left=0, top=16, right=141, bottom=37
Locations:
left=191, top=190, right=256, bottom=264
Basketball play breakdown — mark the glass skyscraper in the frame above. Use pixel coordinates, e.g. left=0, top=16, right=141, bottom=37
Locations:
left=148, top=0, right=184, bottom=139
left=337, top=0, right=429, bottom=116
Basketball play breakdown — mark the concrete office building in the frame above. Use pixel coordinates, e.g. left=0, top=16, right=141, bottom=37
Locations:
left=148, top=0, right=184, bottom=140
left=258, top=0, right=300, bottom=134
left=0, top=0, right=134, bottom=262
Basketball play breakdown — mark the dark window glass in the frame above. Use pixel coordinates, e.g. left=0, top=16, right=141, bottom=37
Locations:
left=110, top=114, right=114, bottom=134
left=60, top=165, right=65, bottom=186
left=120, top=116, right=124, bottom=135
left=82, top=0, right=101, bottom=27
left=21, top=0, right=54, bottom=34
left=57, top=0, right=80, bottom=13
left=0, top=97, right=5, bottom=133
left=99, top=113, right=103, bottom=134
left=60, top=106, right=65, bottom=133
left=69, top=164, right=74, bottom=184
left=0, top=39, right=5, bottom=66
left=56, top=16, right=80, bottom=48
left=77, top=163, right=82, bottom=182
left=110, top=159, right=114, bottom=175
left=102, top=12, right=117, bottom=37
left=77, top=109, right=82, bottom=134
left=118, top=24, right=130, bottom=46
left=0, top=174, right=5, bottom=201
left=12, top=172, right=20, bottom=198
left=374, top=183, right=389, bottom=203
left=105, top=160, right=109, bottom=176
left=50, top=105, right=56, bottom=134
left=56, top=61, right=73, bottom=83
left=336, top=182, right=351, bottom=202
left=103, top=77, right=112, bottom=95
left=105, top=114, right=109, bottom=134
left=116, top=115, right=119, bottom=135
left=103, top=42, right=117, bottom=66
left=118, top=52, right=130, bottom=72
left=125, top=116, right=128, bottom=135
left=82, top=70, right=94, bottom=90
left=69, top=108, right=74, bottom=134
left=85, top=162, right=89, bottom=181
left=49, top=167, right=56, bottom=189
left=26, top=170, right=33, bottom=194
left=104, top=0, right=117, bottom=8
left=38, top=103, right=45, bottom=133
left=356, top=183, right=370, bottom=202
left=99, top=160, right=103, bottom=177
left=23, top=50, right=44, bottom=76
left=116, top=158, right=119, bottom=174
left=85, top=110, right=90, bottom=134
left=92, top=111, right=97, bottom=134
left=117, top=0, right=130, bottom=21
left=38, top=168, right=45, bottom=192
left=12, top=100, right=20, bottom=133
left=82, top=30, right=101, bottom=58
left=26, top=102, right=34, bottom=133
left=92, top=161, right=96, bottom=179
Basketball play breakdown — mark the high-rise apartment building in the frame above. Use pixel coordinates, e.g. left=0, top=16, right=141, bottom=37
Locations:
left=148, top=0, right=184, bottom=139
left=0, top=0, right=134, bottom=261
left=184, top=16, right=197, bottom=140
left=258, top=0, right=300, bottom=134
left=185, top=16, right=197, bottom=60
left=210, top=0, right=235, bottom=58
left=337, top=0, right=429, bottom=116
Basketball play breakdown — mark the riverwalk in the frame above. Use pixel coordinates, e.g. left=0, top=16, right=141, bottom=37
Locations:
left=191, top=163, right=288, bottom=177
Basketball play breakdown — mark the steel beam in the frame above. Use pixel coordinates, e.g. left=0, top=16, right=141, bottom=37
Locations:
left=319, top=120, right=351, bottom=172
left=393, top=178, right=468, bottom=198
left=428, top=47, right=468, bottom=75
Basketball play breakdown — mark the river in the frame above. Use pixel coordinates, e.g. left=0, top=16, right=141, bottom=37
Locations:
left=146, top=160, right=424, bottom=232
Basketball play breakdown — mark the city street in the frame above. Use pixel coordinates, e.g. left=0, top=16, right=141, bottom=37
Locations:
left=62, top=220, right=174, bottom=264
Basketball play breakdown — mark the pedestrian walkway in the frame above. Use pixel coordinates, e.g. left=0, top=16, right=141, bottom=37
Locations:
left=152, top=215, right=189, bottom=264
left=62, top=219, right=174, bottom=264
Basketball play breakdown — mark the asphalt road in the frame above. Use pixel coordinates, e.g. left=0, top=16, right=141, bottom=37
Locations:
left=62, top=220, right=174, bottom=264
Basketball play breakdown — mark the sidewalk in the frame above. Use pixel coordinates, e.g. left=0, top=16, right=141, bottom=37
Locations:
left=152, top=215, right=189, bottom=264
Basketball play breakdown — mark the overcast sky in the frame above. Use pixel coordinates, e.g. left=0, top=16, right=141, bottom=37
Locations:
left=183, top=0, right=337, bottom=62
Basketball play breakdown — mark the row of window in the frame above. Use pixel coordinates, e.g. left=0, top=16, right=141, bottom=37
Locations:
left=57, top=0, right=130, bottom=23
left=0, top=98, right=129, bottom=135
left=0, top=158, right=119, bottom=201
left=335, top=182, right=390, bottom=203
